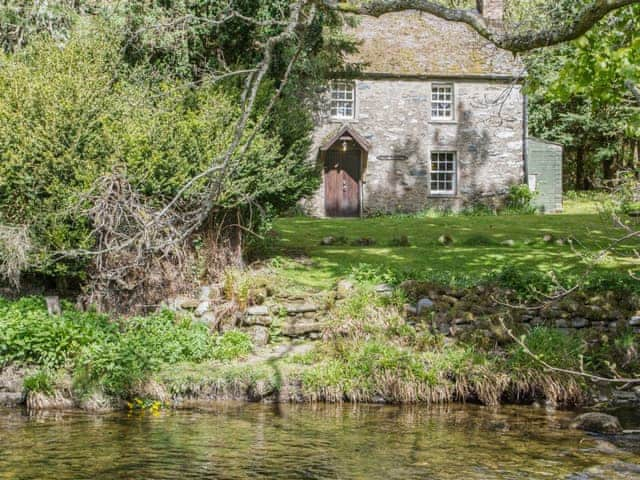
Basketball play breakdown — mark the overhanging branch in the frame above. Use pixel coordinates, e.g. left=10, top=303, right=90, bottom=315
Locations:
left=325, top=0, right=639, bottom=52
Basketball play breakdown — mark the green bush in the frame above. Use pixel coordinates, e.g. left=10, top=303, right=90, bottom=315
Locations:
left=0, top=297, right=252, bottom=397
left=504, top=184, right=538, bottom=214
left=0, top=297, right=115, bottom=369
left=0, top=19, right=316, bottom=279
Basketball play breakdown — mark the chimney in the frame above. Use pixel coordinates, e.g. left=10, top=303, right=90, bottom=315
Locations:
left=477, top=0, right=504, bottom=24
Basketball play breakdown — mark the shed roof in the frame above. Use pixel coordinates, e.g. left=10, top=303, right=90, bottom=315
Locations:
left=344, top=11, right=524, bottom=79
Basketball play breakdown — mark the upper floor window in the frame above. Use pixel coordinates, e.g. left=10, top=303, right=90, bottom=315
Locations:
left=330, top=82, right=356, bottom=120
left=431, top=84, right=454, bottom=120
left=430, top=151, right=456, bottom=195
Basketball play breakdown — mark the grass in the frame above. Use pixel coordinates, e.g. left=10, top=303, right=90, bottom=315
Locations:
left=270, top=200, right=638, bottom=288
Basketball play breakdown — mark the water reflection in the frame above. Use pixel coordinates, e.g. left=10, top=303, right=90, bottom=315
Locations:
left=0, top=403, right=638, bottom=479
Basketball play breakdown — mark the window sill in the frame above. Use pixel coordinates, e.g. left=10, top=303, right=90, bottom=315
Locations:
left=429, top=119, right=457, bottom=125
left=428, top=193, right=458, bottom=198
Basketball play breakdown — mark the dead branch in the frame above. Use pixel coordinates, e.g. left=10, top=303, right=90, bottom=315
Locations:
left=0, top=224, right=31, bottom=289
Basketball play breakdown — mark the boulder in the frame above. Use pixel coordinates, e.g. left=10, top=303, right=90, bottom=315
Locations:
left=500, top=239, right=515, bottom=247
left=247, top=326, right=270, bottom=347
left=416, top=298, right=434, bottom=315
left=630, top=316, right=640, bottom=326
left=281, top=321, right=327, bottom=337
left=570, top=412, right=623, bottom=434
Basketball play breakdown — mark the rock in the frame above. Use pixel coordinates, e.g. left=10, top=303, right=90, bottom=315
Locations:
left=246, top=305, right=269, bottom=316
left=195, top=301, right=211, bottom=317
left=336, top=279, right=355, bottom=299
left=45, top=296, right=61, bottom=315
left=177, top=297, right=200, bottom=310
left=374, top=283, right=394, bottom=297
left=218, top=316, right=238, bottom=333
left=404, top=304, right=417, bottom=315
left=243, top=314, right=272, bottom=327
left=0, top=392, right=23, bottom=407
left=630, top=316, right=640, bottom=326
left=501, top=239, right=515, bottom=247
left=320, top=236, right=336, bottom=246
left=571, top=318, right=589, bottom=329
left=555, top=319, right=569, bottom=328
left=570, top=412, right=623, bottom=434
left=542, top=234, right=554, bottom=243
left=199, top=285, right=220, bottom=301
left=199, top=311, right=218, bottom=327
left=281, top=321, right=327, bottom=337
left=285, top=303, right=318, bottom=314
left=555, top=238, right=565, bottom=246
left=438, top=234, right=453, bottom=246
left=416, top=298, right=434, bottom=315
left=247, top=326, right=270, bottom=346
left=440, top=295, right=459, bottom=305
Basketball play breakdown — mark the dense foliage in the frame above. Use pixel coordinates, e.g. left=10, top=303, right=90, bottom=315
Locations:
left=0, top=297, right=252, bottom=396
left=0, top=1, right=351, bottom=282
left=526, top=4, right=640, bottom=190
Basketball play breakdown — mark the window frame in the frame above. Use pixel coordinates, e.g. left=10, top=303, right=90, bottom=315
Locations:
left=430, top=83, right=455, bottom=122
left=329, top=81, right=356, bottom=120
left=429, top=151, right=457, bottom=196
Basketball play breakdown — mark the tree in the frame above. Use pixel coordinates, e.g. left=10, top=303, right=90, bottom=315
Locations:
left=526, top=4, right=640, bottom=188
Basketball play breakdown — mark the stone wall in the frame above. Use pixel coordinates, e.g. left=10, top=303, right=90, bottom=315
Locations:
left=303, top=78, right=525, bottom=216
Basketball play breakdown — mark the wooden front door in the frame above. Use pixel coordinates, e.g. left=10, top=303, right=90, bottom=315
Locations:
left=324, top=149, right=361, bottom=217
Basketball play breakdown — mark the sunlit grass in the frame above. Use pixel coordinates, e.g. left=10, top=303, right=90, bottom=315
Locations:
left=270, top=202, right=638, bottom=288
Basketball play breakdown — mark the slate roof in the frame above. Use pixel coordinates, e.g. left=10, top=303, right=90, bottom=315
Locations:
left=345, top=10, right=524, bottom=79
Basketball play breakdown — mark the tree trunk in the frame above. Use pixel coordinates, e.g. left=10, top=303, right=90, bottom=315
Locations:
left=576, top=146, right=585, bottom=190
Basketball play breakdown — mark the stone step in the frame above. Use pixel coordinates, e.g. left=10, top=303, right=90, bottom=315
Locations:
left=281, top=321, right=328, bottom=337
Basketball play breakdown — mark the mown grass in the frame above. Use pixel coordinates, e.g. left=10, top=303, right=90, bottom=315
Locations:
left=270, top=200, right=638, bottom=288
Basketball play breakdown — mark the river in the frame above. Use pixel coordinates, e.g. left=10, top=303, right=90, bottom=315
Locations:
left=0, top=403, right=638, bottom=479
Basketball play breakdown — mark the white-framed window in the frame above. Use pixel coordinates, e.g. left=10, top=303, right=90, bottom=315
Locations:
left=330, top=81, right=356, bottom=119
left=430, top=151, right=456, bottom=195
left=431, top=84, right=454, bottom=120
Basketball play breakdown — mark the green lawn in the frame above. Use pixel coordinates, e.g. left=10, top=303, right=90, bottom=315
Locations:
left=271, top=208, right=639, bottom=288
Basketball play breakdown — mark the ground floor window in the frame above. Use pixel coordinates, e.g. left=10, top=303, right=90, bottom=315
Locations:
left=430, top=152, right=456, bottom=195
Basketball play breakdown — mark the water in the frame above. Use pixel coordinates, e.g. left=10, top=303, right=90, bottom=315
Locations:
left=0, top=403, right=638, bottom=479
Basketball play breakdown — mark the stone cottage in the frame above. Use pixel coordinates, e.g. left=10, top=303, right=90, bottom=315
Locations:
left=303, top=0, right=544, bottom=217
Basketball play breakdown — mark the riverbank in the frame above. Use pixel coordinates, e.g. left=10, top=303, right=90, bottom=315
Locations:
left=1, top=270, right=639, bottom=412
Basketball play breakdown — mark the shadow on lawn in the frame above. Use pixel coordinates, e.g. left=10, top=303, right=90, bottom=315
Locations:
left=270, top=214, right=631, bottom=286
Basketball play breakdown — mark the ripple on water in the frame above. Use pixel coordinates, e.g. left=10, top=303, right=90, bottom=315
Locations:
left=0, top=403, right=638, bottom=480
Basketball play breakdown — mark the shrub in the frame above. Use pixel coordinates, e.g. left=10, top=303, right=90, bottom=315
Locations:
left=504, top=184, right=538, bottom=214
left=0, top=297, right=115, bottom=369
left=0, top=297, right=252, bottom=397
